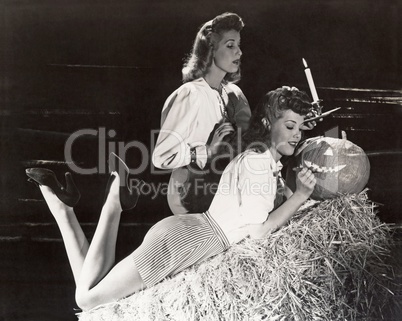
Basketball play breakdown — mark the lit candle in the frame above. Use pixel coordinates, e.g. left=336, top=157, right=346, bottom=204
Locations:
left=302, top=58, right=319, bottom=102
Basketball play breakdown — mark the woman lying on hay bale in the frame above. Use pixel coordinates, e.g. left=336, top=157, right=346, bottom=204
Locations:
left=25, top=86, right=319, bottom=312
left=78, top=191, right=393, bottom=321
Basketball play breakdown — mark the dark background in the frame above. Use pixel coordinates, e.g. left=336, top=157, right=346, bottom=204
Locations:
left=0, top=0, right=401, bottom=320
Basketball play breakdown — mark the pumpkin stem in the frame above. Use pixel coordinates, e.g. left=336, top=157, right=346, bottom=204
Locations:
left=341, top=130, right=347, bottom=140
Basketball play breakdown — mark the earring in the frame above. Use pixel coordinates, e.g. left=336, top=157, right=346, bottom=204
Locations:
left=262, top=118, right=270, bottom=129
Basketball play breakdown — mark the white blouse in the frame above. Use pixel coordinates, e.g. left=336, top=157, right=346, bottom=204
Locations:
left=152, top=78, right=251, bottom=170
left=208, top=149, right=283, bottom=244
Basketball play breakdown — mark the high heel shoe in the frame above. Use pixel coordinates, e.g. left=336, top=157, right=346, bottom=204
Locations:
left=104, top=153, right=143, bottom=210
left=25, top=168, right=81, bottom=207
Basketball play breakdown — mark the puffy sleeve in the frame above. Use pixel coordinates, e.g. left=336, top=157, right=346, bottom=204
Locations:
left=152, top=86, right=207, bottom=170
left=226, top=84, right=251, bottom=131
left=236, top=153, right=277, bottom=224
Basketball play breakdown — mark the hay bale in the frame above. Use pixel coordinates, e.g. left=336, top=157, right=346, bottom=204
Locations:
left=77, top=191, right=394, bottom=321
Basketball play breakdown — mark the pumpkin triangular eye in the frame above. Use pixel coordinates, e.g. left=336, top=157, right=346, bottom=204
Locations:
left=323, top=148, right=333, bottom=156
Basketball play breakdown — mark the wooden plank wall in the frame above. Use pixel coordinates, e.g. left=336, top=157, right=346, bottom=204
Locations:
left=0, top=0, right=401, bottom=320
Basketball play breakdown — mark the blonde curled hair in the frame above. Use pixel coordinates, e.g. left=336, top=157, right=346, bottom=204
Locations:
left=182, top=12, right=244, bottom=84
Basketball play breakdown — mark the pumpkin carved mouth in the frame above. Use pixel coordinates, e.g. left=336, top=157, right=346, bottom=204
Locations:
left=286, top=136, right=370, bottom=201
left=303, top=160, right=346, bottom=173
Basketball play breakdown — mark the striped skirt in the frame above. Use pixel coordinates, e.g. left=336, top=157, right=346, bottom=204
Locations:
left=132, top=211, right=230, bottom=287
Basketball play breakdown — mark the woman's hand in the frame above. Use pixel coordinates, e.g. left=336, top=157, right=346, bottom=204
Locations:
left=300, top=110, right=319, bottom=130
left=300, top=120, right=317, bottom=130
left=294, top=168, right=316, bottom=199
left=207, top=122, right=235, bottom=157
left=245, top=169, right=316, bottom=240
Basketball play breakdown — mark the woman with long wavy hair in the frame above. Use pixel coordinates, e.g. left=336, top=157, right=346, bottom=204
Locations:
left=152, top=12, right=251, bottom=214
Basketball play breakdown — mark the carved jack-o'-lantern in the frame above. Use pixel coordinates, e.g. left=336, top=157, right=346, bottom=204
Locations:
left=286, top=137, right=370, bottom=200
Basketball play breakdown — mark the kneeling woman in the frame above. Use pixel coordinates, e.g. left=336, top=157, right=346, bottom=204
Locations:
left=25, top=86, right=316, bottom=311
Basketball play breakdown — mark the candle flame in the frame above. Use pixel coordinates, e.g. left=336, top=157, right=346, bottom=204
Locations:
left=302, top=58, right=308, bottom=68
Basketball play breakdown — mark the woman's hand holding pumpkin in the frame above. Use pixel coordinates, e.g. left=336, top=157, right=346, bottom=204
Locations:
left=294, top=168, right=316, bottom=199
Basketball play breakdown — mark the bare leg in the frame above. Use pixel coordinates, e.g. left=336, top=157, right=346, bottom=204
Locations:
left=76, top=254, right=145, bottom=310
left=76, top=172, right=122, bottom=290
left=75, top=172, right=145, bottom=310
left=39, top=185, right=89, bottom=284
left=40, top=171, right=145, bottom=310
